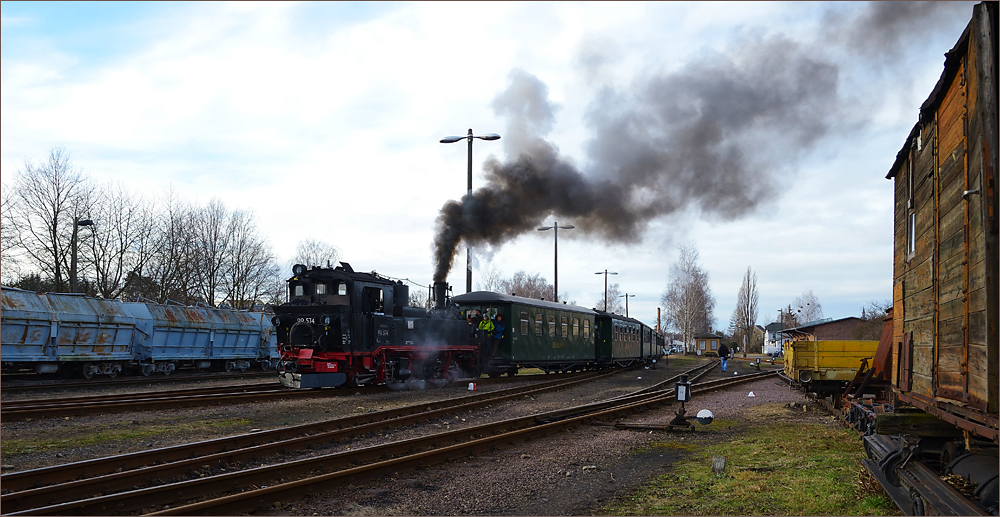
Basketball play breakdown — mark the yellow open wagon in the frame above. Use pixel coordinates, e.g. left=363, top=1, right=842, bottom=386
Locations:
left=784, top=339, right=878, bottom=395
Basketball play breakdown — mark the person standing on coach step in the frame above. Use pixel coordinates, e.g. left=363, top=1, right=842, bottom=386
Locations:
left=717, top=342, right=730, bottom=372
left=490, top=314, right=506, bottom=357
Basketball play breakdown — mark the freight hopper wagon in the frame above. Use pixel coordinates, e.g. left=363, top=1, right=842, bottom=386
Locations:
left=0, top=286, right=276, bottom=378
left=864, top=3, right=999, bottom=515
left=272, top=263, right=478, bottom=388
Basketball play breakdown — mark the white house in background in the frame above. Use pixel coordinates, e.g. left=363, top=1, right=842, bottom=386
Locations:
left=764, top=322, right=789, bottom=355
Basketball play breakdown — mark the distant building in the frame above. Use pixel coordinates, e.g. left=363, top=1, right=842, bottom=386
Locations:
left=781, top=317, right=865, bottom=341
left=694, top=332, right=724, bottom=356
left=764, top=322, right=789, bottom=355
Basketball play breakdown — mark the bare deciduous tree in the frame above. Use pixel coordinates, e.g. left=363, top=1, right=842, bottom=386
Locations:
left=661, top=244, right=715, bottom=352
left=85, top=183, right=157, bottom=299
left=793, top=289, right=824, bottom=323
left=852, top=299, right=892, bottom=340
left=730, top=267, right=760, bottom=353
left=136, top=190, right=199, bottom=304
left=476, top=264, right=505, bottom=293
left=221, top=209, right=279, bottom=310
left=191, top=198, right=231, bottom=306
left=499, top=271, right=554, bottom=300
left=6, top=147, right=96, bottom=291
left=597, top=282, right=627, bottom=315
left=291, top=239, right=340, bottom=269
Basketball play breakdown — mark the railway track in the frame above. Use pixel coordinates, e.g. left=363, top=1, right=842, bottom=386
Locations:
left=0, top=370, right=607, bottom=421
left=0, top=370, right=589, bottom=421
left=0, top=371, right=276, bottom=393
left=0, top=362, right=765, bottom=516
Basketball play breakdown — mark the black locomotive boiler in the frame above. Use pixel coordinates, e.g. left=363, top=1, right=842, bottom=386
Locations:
left=273, top=262, right=479, bottom=388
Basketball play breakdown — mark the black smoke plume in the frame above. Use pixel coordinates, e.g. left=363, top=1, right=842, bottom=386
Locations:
left=432, top=3, right=972, bottom=282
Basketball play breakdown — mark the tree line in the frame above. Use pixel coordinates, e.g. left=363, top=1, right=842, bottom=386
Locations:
left=1, top=147, right=339, bottom=309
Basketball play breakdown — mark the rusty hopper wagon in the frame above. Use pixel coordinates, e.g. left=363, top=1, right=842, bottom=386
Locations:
left=1, top=286, right=276, bottom=378
left=862, top=2, right=998, bottom=515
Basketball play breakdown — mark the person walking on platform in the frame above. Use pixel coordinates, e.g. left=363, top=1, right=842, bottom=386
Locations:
left=717, top=342, right=730, bottom=372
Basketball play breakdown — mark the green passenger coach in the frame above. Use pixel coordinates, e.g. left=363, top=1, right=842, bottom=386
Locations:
left=451, top=291, right=598, bottom=377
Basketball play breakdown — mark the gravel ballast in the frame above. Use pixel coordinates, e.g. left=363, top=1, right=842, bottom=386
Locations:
left=1, top=358, right=840, bottom=515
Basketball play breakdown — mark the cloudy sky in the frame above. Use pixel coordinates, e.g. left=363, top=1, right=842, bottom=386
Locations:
left=1, top=1, right=976, bottom=330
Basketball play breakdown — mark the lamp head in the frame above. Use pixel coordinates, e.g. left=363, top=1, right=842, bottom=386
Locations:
left=440, top=136, right=465, bottom=144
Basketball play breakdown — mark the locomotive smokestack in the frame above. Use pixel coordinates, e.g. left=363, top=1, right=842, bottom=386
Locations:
left=433, top=281, right=449, bottom=310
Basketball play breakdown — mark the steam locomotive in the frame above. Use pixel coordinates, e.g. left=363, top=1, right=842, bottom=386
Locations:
left=273, top=263, right=479, bottom=388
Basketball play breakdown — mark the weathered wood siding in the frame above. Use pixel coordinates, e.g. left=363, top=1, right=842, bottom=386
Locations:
left=887, top=1, right=998, bottom=441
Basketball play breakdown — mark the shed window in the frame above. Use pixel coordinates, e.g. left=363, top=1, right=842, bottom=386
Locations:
left=561, top=316, right=569, bottom=338
left=699, top=340, right=706, bottom=350
left=572, top=318, right=580, bottom=338
left=711, top=340, right=718, bottom=350
left=520, top=311, right=529, bottom=335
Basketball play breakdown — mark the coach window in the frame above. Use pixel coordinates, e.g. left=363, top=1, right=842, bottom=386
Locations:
left=583, top=319, right=591, bottom=339
left=535, top=313, right=543, bottom=336
left=572, top=317, right=580, bottom=338
left=548, top=314, right=557, bottom=337
left=520, top=311, right=529, bottom=335
left=561, top=316, right=569, bottom=338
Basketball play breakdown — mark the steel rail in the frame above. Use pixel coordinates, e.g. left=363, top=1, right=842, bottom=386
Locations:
left=0, top=384, right=282, bottom=408
left=0, top=370, right=617, bottom=506
left=0, top=371, right=276, bottom=392
left=143, top=371, right=775, bottom=516
left=9, top=369, right=771, bottom=515
left=0, top=371, right=587, bottom=421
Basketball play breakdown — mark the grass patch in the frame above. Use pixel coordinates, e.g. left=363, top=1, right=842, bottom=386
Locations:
left=603, top=422, right=900, bottom=516
left=1, top=418, right=253, bottom=459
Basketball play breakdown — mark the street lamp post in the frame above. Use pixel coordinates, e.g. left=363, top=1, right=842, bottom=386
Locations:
left=619, top=293, right=635, bottom=317
left=537, top=221, right=574, bottom=302
left=594, top=269, right=618, bottom=311
left=440, top=129, right=500, bottom=293
left=70, top=217, right=94, bottom=293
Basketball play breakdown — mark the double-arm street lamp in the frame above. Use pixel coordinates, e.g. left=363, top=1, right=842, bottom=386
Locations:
left=70, top=217, right=94, bottom=293
left=537, top=222, right=574, bottom=302
left=619, top=293, right=635, bottom=317
left=440, top=129, right=501, bottom=293
left=594, top=269, right=618, bottom=311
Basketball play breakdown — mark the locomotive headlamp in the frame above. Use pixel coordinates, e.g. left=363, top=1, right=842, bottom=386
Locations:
left=271, top=316, right=282, bottom=327
left=321, top=315, right=332, bottom=326
left=292, top=264, right=307, bottom=276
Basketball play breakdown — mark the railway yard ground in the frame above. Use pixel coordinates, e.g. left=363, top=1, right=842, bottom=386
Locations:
left=0, top=355, right=900, bottom=516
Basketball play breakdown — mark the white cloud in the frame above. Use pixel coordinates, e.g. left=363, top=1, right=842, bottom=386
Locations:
left=0, top=1, right=972, bottom=328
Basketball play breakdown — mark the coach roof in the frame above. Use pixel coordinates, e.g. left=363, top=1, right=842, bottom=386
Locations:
left=452, top=291, right=595, bottom=314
